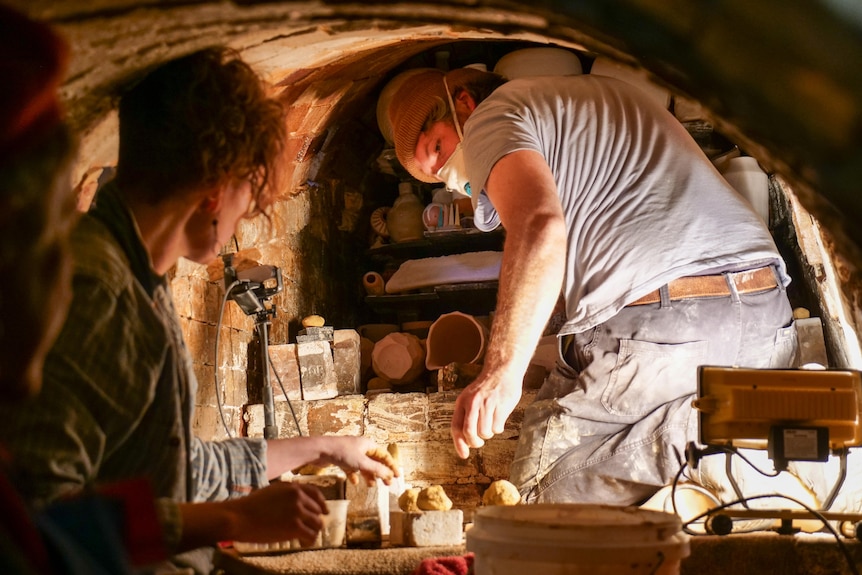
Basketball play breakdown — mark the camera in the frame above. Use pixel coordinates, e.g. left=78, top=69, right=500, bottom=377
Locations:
left=222, top=254, right=283, bottom=316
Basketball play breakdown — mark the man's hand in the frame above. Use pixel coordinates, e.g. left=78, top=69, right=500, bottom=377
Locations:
left=449, top=150, right=564, bottom=460
left=451, top=370, right=522, bottom=459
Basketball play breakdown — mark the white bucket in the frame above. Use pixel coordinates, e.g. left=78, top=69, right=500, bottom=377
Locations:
left=467, top=504, right=689, bottom=575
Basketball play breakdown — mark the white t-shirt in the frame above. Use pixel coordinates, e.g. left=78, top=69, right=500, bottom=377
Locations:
left=463, top=74, right=788, bottom=334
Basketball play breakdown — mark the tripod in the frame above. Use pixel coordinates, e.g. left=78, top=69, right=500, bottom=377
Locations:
left=222, top=254, right=284, bottom=440
left=253, top=306, right=279, bottom=440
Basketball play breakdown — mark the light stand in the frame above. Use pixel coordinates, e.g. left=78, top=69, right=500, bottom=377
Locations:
left=254, top=307, right=278, bottom=440
left=223, top=254, right=284, bottom=440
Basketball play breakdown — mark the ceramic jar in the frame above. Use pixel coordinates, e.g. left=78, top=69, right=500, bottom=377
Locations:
left=425, top=311, right=489, bottom=370
left=372, top=332, right=426, bottom=385
left=387, top=182, right=425, bottom=243
left=362, top=271, right=386, bottom=296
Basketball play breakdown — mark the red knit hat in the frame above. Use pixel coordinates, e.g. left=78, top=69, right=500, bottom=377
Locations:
left=0, top=4, right=69, bottom=159
left=388, top=67, right=492, bottom=183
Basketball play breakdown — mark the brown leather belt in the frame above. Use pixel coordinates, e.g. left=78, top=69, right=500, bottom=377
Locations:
left=627, top=266, right=778, bottom=306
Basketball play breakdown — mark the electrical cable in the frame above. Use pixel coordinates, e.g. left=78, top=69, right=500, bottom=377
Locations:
left=675, top=445, right=796, bottom=531
left=717, top=444, right=780, bottom=510
left=713, top=444, right=782, bottom=478
left=267, top=350, right=303, bottom=437
left=669, top=460, right=725, bottom=535
left=670, top=459, right=689, bottom=521
left=214, top=279, right=240, bottom=438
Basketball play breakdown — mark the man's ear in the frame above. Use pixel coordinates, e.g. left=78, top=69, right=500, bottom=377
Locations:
left=453, top=89, right=476, bottom=130
left=455, top=89, right=477, bottom=113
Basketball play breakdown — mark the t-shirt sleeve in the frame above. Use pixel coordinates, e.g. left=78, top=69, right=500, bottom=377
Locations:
left=462, top=82, right=544, bottom=232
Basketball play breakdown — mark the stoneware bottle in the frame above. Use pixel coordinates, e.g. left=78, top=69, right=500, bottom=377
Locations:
left=387, top=182, right=425, bottom=243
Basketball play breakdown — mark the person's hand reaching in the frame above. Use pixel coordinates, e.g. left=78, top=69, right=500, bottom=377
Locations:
left=451, top=369, right=522, bottom=459
left=315, top=436, right=399, bottom=487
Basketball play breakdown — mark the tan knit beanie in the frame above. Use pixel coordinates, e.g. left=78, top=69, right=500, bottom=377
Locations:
left=388, top=67, right=495, bottom=183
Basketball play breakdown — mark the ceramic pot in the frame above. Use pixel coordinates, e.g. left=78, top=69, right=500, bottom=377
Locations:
left=425, top=311, right=489, bottom=370
left=370, top=206, right=390, bottom=238
left=494, top=47, right=583, bottom=79
left=372, top=332, right=426, bottom=384
left=387, top=182, right=425, bottom=243
left=363, top=271, right=386, bottom=296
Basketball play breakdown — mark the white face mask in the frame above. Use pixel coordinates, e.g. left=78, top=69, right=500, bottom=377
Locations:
left=436, top=143, right=471, bottom=198
left=435, top=77, right=471, bottom=198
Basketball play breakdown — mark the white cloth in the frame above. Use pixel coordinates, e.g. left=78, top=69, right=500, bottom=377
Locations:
left=462, top=75, right=789, bottom=334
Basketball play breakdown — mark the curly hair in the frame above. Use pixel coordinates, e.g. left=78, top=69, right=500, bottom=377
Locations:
left=115, top=47, right=285, bottom=216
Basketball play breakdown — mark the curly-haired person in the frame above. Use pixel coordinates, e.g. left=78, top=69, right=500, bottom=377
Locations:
left=0, top=46, right=397, bottom=575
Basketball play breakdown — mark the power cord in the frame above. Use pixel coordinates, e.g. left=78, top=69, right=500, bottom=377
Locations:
left=267, top=351, right=302, bottom=437
left=722, top=445, right=780, bottom=509
left=214, top=280, right=239, bottom=438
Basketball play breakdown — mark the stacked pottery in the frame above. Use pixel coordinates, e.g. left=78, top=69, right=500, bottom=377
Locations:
left=387, top=182, right=425, bottom=243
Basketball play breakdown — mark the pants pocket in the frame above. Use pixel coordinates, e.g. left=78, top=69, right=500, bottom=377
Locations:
left=768, top=321, right=799, bottom=367
left=510, top=398, right=566, bottom=496
left=601, top=339, right=708, bottom=417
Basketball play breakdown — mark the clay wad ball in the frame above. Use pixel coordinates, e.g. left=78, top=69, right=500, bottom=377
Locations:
left=398, top=487, right=422, bottom=513
left=417, top=485, right=453, bottom=511
left=482, top=479, right=521, bottom=506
